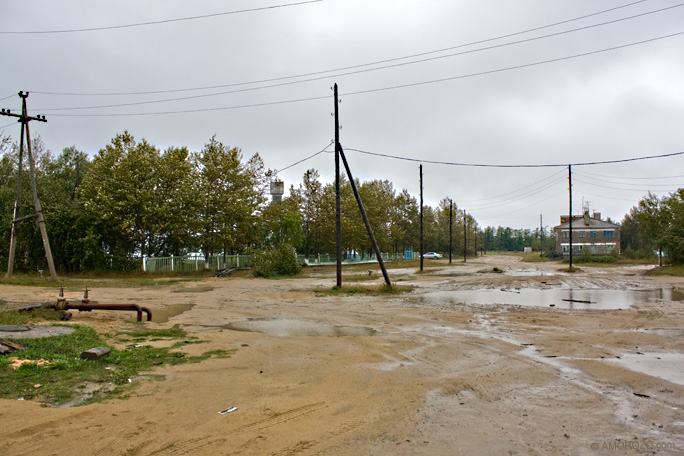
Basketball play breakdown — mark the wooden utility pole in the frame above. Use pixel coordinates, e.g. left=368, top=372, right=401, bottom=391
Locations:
left=419, top=165, right=424, bottom=272
left=463, top=209, right=467, bottom=263
left=1, top=92, right=57, bottom=280
left=540, top=214, right=544, bottom=256
left=332, top=84, right=391, bottom=287
left=568, top=165, right=573, bottom=269
left=449, top=199, right=453, bottom=264
left=334, top=84, right=342, bottom=287
left=474, top=225, right=477, bottom=257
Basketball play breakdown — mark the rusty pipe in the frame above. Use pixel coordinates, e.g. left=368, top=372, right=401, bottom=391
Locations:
left=64, top=302, right=152, bottom=322
left=49, top=288, right=152, bottom=322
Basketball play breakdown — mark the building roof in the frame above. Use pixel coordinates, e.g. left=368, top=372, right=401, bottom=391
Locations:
left=554, top=215, right=619, bottom=230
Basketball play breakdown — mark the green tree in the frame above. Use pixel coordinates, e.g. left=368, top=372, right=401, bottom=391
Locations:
left=291, top=169, right=324, bottom=258
left=40, top=146, right=90, bottom=272
left=193, top=136, right=267, bottom=261
left=390, top=188, right=419, bottom=254
left=257, top=197, right=304, bottom=250
left=154, top=146, right=198, bottom=256
left=660, top=189, right=684, bottom=264
left=79, top=132, right=162, bottom=268
left=635, top=192, right=667, bottom=265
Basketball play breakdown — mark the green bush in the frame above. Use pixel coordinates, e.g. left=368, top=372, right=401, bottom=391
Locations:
left=565, top=253, right=618, bottom=264
left=252, top=243, right=301, bottom=277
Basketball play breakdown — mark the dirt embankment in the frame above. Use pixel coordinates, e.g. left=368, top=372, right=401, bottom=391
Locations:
left=1, top=255, right=683, bottom=455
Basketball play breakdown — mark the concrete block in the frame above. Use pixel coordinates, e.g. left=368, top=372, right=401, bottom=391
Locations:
left=80, top=347, right=111, bottom=360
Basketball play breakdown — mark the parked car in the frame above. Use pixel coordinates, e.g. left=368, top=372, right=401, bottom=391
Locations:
left=422, top=252, right=442, bottom=259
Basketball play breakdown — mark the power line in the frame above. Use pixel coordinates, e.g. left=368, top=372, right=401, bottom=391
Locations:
left=574, top=169, right=684, bottom=180
left=473, top=188, right=568, bottom=220
left=466, top=177, right=567, bottom=211
left=43, top=30, right=684, bottom=117
left=458, top=169, right=567, bottom=203
left=36, top=3, right=683, bottom=112
left=577, top=189, right=649, bottom=202
left=345, top=148, right=684, bottom=168
left=48, top=95, right=330, bottom=117
left=276, top=142, right=333, bottom=173
left=573, top=170, right=682, bottom=187
left=343, top=30, right=684, bottom=99
left=0, top=1, right=324, bottom=35
left=573, top=176, right=680, bottom=192
left=29, top=0, right=651, bottom=97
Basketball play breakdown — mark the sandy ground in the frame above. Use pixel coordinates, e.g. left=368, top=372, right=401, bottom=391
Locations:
left=1, top=255, right=683, bottom=456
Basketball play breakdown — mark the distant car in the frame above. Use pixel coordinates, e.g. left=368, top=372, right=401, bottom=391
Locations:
left=422, top=252, right=442, bottom=259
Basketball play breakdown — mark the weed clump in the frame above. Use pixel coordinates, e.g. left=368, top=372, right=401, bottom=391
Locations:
left=252, top=243, right=302, bottom=278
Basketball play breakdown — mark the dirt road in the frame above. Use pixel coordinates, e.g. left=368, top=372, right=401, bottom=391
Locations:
left=1, top=255, right=683, bottom=455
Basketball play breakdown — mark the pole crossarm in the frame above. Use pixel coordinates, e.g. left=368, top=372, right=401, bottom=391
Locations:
left=0, top=92, right=47, bottom=123
left=12, top=213, right=38, bottom=223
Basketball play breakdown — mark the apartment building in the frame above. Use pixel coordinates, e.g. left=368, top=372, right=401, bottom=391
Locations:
left=554, top=211, right=620, bottom=256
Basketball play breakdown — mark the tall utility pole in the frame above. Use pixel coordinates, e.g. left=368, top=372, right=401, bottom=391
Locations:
left=332, top=84, right=391, bottom=287
left=334, top=84, right=342, bottom=287
left=568, top=165, right=573, bottom=269
left=419, top=165, right=424, bottom=272
left=449, top=199, right=453, bottom=264
left=463, top=209, right=467, bottom=263
left=540, top=214, right=544, bottom=255
left=1, top=92, right=58, bottom=280
left=474, top=225, right=477, bottom=257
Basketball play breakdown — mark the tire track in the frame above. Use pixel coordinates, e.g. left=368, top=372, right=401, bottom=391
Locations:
left=231, top=402, right=329, bottom=435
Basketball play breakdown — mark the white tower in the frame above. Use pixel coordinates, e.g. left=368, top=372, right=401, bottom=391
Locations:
left=270, top=180, right=284, bottom=203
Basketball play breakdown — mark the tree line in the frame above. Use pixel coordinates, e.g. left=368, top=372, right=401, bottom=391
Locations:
left=8, top=131, right=680, bottom=273
left=620, top=190, right=684, bottom=264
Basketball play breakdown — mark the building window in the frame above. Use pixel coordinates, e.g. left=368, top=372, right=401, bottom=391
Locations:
left=604, top=230, right=614, bottom=238
left=590, top=231, right=597, bottom=238
left=579, top=231, right=586, bottom=238
left=562, top=231, right=569, bottom=239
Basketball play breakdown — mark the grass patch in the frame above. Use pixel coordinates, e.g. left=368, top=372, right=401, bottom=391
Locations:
left=341, top=273, right=381, bottom=282
left=0, top=319, right=233, bottom=407
left=321, top=284, right=413, bottom=295
left=0, top=271, right=214, bottom=289
left=562, top=255, right=618, bottom=265
left=0, top=306, right=65, bottom=325
left=561, top=256, right=657, bottom=268
left=520, top=253, right=555, bottom=263
left=171, top=285, right=214, bottom=293
left=645, top=265, right=684, bottom=276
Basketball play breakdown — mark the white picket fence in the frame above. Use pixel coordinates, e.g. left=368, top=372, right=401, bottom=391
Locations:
left=143, top=255, right=252, bottom=273
left=142, top=252, right=404, bottom=273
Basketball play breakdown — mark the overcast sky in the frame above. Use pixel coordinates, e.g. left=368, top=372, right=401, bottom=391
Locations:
left=1, top=0, right=683, bottom=231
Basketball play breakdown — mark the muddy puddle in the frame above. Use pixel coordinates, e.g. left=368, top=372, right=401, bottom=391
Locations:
left=420, top=288, right=683, bottom=310
left=0, top=325, right=75, bottom=339
left=504, top=269, right=557, bottom=277
left=151, top=304, right=194, bottom=323
left=607, top=353, right=684, bottom=386
left=638, top=327, right=684, bottom=337
left=224, top=318, right=379, bottom=337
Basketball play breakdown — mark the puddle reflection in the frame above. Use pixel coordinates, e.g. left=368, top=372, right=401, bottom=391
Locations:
left=225, top=318, right=378, bottom=337
left=421, top=288, right=683, bottom=310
